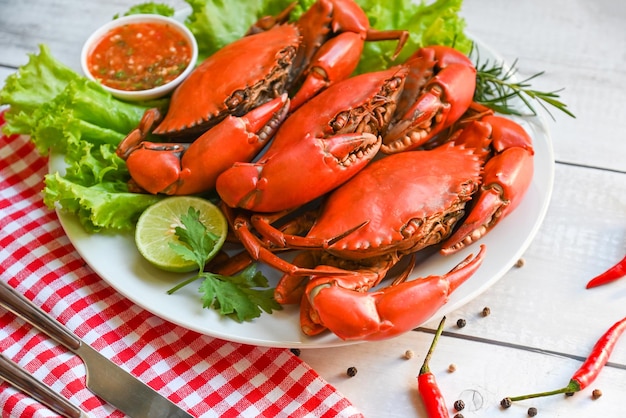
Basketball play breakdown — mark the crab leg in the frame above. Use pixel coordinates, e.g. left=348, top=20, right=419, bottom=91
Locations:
left=274, top=249, right=387, bottom=306
left=250, top=212, right=367, bottom=250
left=228, top=209, right=359, bottom=278
left=305, top=245, right=486, bottom=341
left=290, top=32, right=365, bottom=110
left=116, top=94, right=289, bottom=195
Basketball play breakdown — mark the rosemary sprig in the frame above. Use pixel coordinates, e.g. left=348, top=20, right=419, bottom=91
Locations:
left=471, top=45, right=575, bottom=120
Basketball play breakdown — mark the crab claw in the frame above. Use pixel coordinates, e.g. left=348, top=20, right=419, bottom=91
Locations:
left=439, top=115, right=534, bottom=255
left=217, top=66, right=405, bottom=212
left=217, top=131, right=380, bottom=211
left=118, top=94, right=289, bottom=195
left=289, top=0, right=409, bottom=110
left=304, top=245, right=486, bottom=340
left=290, top=32, right=365, bottom=110
left=441, top=147, right=534, bottom=255
left=382, top=46, right=476, bottom=154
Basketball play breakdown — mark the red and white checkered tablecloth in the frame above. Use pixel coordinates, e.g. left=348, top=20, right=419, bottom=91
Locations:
left=0, top=110, right=362, bottom=418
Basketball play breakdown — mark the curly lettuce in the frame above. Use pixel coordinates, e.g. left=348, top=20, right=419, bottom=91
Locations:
left=354, top=0, right=471, bottom=73
left=184, top=0, right=303, bottom=60
left=183, top=0, right=471, bottom=69
left=0, top=45, right=162, bottom=232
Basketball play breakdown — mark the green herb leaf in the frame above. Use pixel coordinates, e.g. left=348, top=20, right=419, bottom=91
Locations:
left=169, top=207, right=218, bottom=270
left=199, top=265, right=282, bottom=322
left=167, top=210, right=281, bottom=322
left=471, top=45, right=575, bottom=120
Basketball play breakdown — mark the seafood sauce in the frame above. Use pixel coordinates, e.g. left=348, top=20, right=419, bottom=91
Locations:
left=87, top=22, right=192, bottom=91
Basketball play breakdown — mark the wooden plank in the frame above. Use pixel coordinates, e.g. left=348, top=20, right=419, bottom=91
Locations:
left=462, top=0, right=626, bottom=173
left=301, top=325, right=626, bottom=417
left=0, top=67, right=12, bottom=91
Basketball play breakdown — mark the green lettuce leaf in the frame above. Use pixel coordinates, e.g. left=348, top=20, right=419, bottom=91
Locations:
left=114, top=1, right=175, bottom=18
left=354, top=0, right=471, bottom=74
left=44, top=172, right=161, bottom=233
left=184, top=0, right=303, bottom=60
left=0, top=45, right=79, bottom=137
left=29, top=78, right=151, bottom=156
left=0, top=45, right=163, bottom=232
left=182, top=0, right=471, bottom=71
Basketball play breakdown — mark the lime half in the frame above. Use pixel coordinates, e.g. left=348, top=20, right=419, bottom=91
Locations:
left=135, top=196, right=228, bottom=272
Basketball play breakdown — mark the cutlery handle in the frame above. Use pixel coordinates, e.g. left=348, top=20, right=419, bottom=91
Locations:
left=0, top=280, right=80, bottom=351
left=0, top=354, right=83, bottom=418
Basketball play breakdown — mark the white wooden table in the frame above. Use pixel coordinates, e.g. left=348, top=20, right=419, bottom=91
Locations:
left=1, top=1, right=625, bottom=417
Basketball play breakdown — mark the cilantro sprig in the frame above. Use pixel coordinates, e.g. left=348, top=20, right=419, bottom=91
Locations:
left=167, top=207, right=281, bottom=322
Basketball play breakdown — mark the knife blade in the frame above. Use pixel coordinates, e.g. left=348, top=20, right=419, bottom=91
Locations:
left=0, top=353, right=89, bottom=418
left=0, top=280, right=194, bottom=418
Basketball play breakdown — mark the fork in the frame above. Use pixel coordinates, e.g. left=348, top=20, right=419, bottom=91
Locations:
left=0, top=353, right=89, bottom=418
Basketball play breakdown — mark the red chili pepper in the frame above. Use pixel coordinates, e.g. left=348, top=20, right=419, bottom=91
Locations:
left=504, top=315, right=626, bottom=403
left=418, top=316, right=450, bottom=418
left=586, top=254, right=626, bottom=289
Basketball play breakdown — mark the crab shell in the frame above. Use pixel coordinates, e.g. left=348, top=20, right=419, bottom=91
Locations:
left=307, top=144, right=483, bottom=260
left=153, top=25, right=299, bottom=139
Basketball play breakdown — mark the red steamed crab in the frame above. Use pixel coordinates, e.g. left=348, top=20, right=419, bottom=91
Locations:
left=116, top=0, right=408, bottom=195
left=216, top=45, right=478, bottom=213
left=228, top=144, right=486, bottom=340
left=223, top=106, right=534, bottom=340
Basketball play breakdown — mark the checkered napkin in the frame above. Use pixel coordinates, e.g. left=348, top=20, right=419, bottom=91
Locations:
left=0, top=111, right=362, bottom=418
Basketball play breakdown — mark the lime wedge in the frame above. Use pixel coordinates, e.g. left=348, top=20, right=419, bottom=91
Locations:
left=135, top=196, right=228, bottom=272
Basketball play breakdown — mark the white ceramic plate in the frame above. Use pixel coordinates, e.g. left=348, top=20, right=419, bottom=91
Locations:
left=51, top=41, right=554, bottom=349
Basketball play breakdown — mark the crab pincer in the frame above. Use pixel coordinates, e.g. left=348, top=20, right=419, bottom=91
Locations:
left=117, top=94, right=290, bottom=195
left=252, top=0, right=409, bottom=110
left=440, top=113, right=535, bottom=255
left=304, top=245, right=486, bottom=341
left=381, top=45, right=477, bottom=154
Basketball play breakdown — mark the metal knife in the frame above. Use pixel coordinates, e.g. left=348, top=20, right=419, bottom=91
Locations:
left=0, top=353, right=89, bottom=418
left=0, top=280, right=194, bottom=418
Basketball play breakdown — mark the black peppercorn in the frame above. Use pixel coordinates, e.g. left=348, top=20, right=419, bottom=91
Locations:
left=481, top=306, right=491, bottom=317
left=454, top=399, right=465, bottom=411
left=453, top=414, right=464, bottom=418
left=500, top=397, right=512, bottom=408
left=346, top=366, right=357, bottom=377
left=527, top=406, right=538, bottom=416
left=290, top=348, right=301, bottom=356
left=457, top=318, right=467, bottom=328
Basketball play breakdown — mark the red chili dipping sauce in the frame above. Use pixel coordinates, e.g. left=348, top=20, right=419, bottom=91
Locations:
left=87, top=22, right=192, bottom=91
